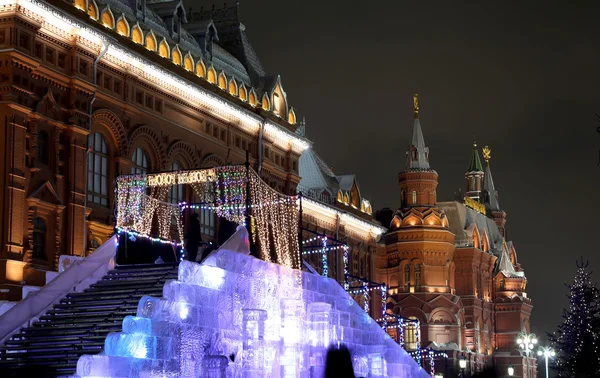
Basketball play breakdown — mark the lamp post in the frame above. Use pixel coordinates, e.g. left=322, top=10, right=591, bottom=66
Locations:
left=458, top=355, right=467, bottom=377
left=537, top=346, right=555, bottom=378
left=507, top=364, right=514, bottom=376
left=516, top=332, right=537, bottom=378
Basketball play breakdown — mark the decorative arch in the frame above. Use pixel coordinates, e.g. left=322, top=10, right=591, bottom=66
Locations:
left=510, top=245, right=517, bottom=265
left=171, top=45, right=182, bottom=65
left=288, top=108, right=297, bottom=124
left=183, top=53, right=194, bottom=71
left=248, top=89, right=257, bottom=106
left=158, top=39, right=170, bottom=58
left=201, top=153, right=226, bottom=168
left=481, top=230, right=490, bottom=252
left=261, top=93, right=271, bottom=110
left=239, top=84, right=248, bottom=101
left=471, top=224, right=481, bottom=249
left=131, top=23, right=143, bottom=44
left=401, top=213, right=423, bottom=227
left=207, top=66, right=217, bottom=84
left=116, top=14, right=129, bottom=37
left=196, top=60, right=206, bottom=78
left=217, top=72, right=227, bottom=90
left=429, top=307, right=458, bottom=324
left=228, top=78, right=238, bottom=96
left=167, top=140, right=200, bottom=168
left=87, top=0, right=98, bottom=19
left=145, top=30, right=157, bottom=51
left=100, top=6, right=115, bottom=29
left=128, top=125, right=167, bottom=170
left=400, top=308, right=428, bottom=325
left=92, top=110, right=127, bottom=156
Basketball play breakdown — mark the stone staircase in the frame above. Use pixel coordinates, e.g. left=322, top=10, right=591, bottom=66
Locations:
left=0, top=262, right=178, bottom=377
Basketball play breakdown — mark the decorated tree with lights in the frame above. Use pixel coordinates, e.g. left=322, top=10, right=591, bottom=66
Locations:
left=548, top=259, right=600, bottom=377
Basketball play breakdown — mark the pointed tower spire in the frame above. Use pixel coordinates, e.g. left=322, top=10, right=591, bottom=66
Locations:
left=465, top=140, right=484, bottom=201
left=481, top=145, right=507, bottom=235
left=398, top=94, right=438, bottom=208
left=406, top=94, right=430, bottom=170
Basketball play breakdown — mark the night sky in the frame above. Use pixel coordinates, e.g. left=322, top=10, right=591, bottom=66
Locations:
left=195, top=1, right=600, bottom=340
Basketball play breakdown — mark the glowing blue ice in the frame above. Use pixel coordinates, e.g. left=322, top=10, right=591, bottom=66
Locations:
left=76, top=227, right=429, bottom=377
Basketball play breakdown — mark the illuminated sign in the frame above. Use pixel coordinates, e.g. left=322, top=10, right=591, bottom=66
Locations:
left=146, top=169, right=217, bottom=187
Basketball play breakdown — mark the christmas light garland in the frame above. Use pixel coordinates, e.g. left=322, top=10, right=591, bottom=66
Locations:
left=114, top=166, right=300, bottom=268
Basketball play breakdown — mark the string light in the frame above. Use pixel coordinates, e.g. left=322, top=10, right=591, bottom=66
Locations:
left=114, top=165, right=300, bottom=269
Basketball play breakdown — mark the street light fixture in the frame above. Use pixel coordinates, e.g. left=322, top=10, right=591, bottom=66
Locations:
left=507, top=364, right=514, bottom=376
left=537, top=346, right=556, bottom=378
left=458, top=355, right=467, bottom=377
left=517, top=332, right=537, bottom=378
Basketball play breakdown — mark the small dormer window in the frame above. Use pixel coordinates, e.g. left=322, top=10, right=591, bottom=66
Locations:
left=412, top=191, right=417, bottom=204
left=411, top=147, right=418, bottom=160
left=273, top=93, right=280, bottom=112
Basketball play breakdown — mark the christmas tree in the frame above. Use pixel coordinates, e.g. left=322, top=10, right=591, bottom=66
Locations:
left=548, top=259, right=600, bottom=377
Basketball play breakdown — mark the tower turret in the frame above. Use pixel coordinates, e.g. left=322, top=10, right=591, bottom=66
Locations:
left=481, top=146, right=507, bottom=235
left=465, top=141, right=484, bottom=201
left=398, top=94, right=439, bottom=208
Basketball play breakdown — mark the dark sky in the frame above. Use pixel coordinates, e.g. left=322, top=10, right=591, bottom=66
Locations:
left=197, top=1, right=600, bottom=340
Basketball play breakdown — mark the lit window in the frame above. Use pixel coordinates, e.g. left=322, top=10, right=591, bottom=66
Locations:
left=37, top=131, right=49, bottom=164
left=412, top=191, right=417, bottom=204
left=200, top=208, right=215, bottom=237
left=168, top=161, right=183, bottom=205
left=131, top=147, right=149, bottom=175
left=404, top=317, right=419, bottom=351
left=415, top=264, right=421, bottom=290
left=32, top=217, right=46, bottom=260
left=87, top=133, right=109, bottom=207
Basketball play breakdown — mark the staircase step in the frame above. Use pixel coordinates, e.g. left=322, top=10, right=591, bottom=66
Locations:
left=5, top=335, right=107, bottom=346
left=54, top=299, right=141, bottom=308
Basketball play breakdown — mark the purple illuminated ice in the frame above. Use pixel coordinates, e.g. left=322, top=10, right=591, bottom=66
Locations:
left=76, top=226, right=429, bottom=377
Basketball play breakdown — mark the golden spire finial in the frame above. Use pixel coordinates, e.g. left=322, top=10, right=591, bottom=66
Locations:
left=482, top=145, right=491, bottom=162
left=413, top=93, right=419, bottom=119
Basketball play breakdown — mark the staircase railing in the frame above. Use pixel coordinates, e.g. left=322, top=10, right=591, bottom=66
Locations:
left=0, top=235, right=118, bottom=344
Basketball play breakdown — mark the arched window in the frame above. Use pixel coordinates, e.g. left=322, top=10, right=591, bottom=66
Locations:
left=415, top=264, right=421, bottom=290
left=404, top=264, right=410, bottom=288
left=404, top=317, right=419, bottom=351
left=37, top=131, right=49, bottom=164
left=87, top=133, right=109, bottom=206
left=32, top=217, right=47, bottom=259
left=412, top=191, right=417, bottom=204
left=168, top=161, right=183, bottom=205
left=131, top=147, right=149, bottom=175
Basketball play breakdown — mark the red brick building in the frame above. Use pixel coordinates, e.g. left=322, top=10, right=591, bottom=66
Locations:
left=376, top=95, right=535, bottom=377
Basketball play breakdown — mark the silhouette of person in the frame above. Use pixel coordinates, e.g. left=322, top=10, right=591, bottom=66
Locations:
left=325, top=344, right=355, bottom=378
left=185, top=213, right=201, bottom=262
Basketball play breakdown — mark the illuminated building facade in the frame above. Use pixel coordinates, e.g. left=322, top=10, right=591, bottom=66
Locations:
left=376, top=95, right=535, bottom=377
left=0, top=0, right=309, bottom=299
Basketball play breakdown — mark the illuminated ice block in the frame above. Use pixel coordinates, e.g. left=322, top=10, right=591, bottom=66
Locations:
left=76, top=226, right=429, bottom=378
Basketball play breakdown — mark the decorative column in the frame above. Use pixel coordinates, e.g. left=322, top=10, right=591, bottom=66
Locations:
left=241, top=308, right=267, bottom=377
left=279, top=299, right=304, bottom=377
left=308, top=302, right=332, bottom=377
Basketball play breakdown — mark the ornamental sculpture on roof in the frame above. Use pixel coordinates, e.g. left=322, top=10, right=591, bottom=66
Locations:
left=482, top=145, right=491, bottom=162
left=413, top=93, right=419, bottom=118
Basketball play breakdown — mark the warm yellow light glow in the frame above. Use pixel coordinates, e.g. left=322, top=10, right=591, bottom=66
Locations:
left=158, top=40, right=169, bottom=58
left=196, top=61, right=206, bottom=78
left=145, top=32, right=156, bottom=51
left=100, top=9, right=114, bottom=29
left=239, top=85, right=247, bottom=101
left=218, top=73, right=227, bottom=89
left=5, top=260, right=27, bottom=282
left=116, top=17, right=128, bottom=36
left=249, top=91, right=257, bottom=106
left=74, top=0, right=85, bottom=11
left=207, top=67, right=217, bottom=84
left=131, top=25, right=142, bottom=44
left=261, top=95, right=270, bottom=110
left=288, top=108, right=296, bottom=124
left=228, top=79, right=238, bottom=96
left=88, top=1, right=98, bottom=19
left=184, top=55, right=193, bottom=71
left=172, top=47, right=182, bottom=65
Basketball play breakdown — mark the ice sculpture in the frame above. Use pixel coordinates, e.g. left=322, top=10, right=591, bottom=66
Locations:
left=76, top=227, right=429, bottom=378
